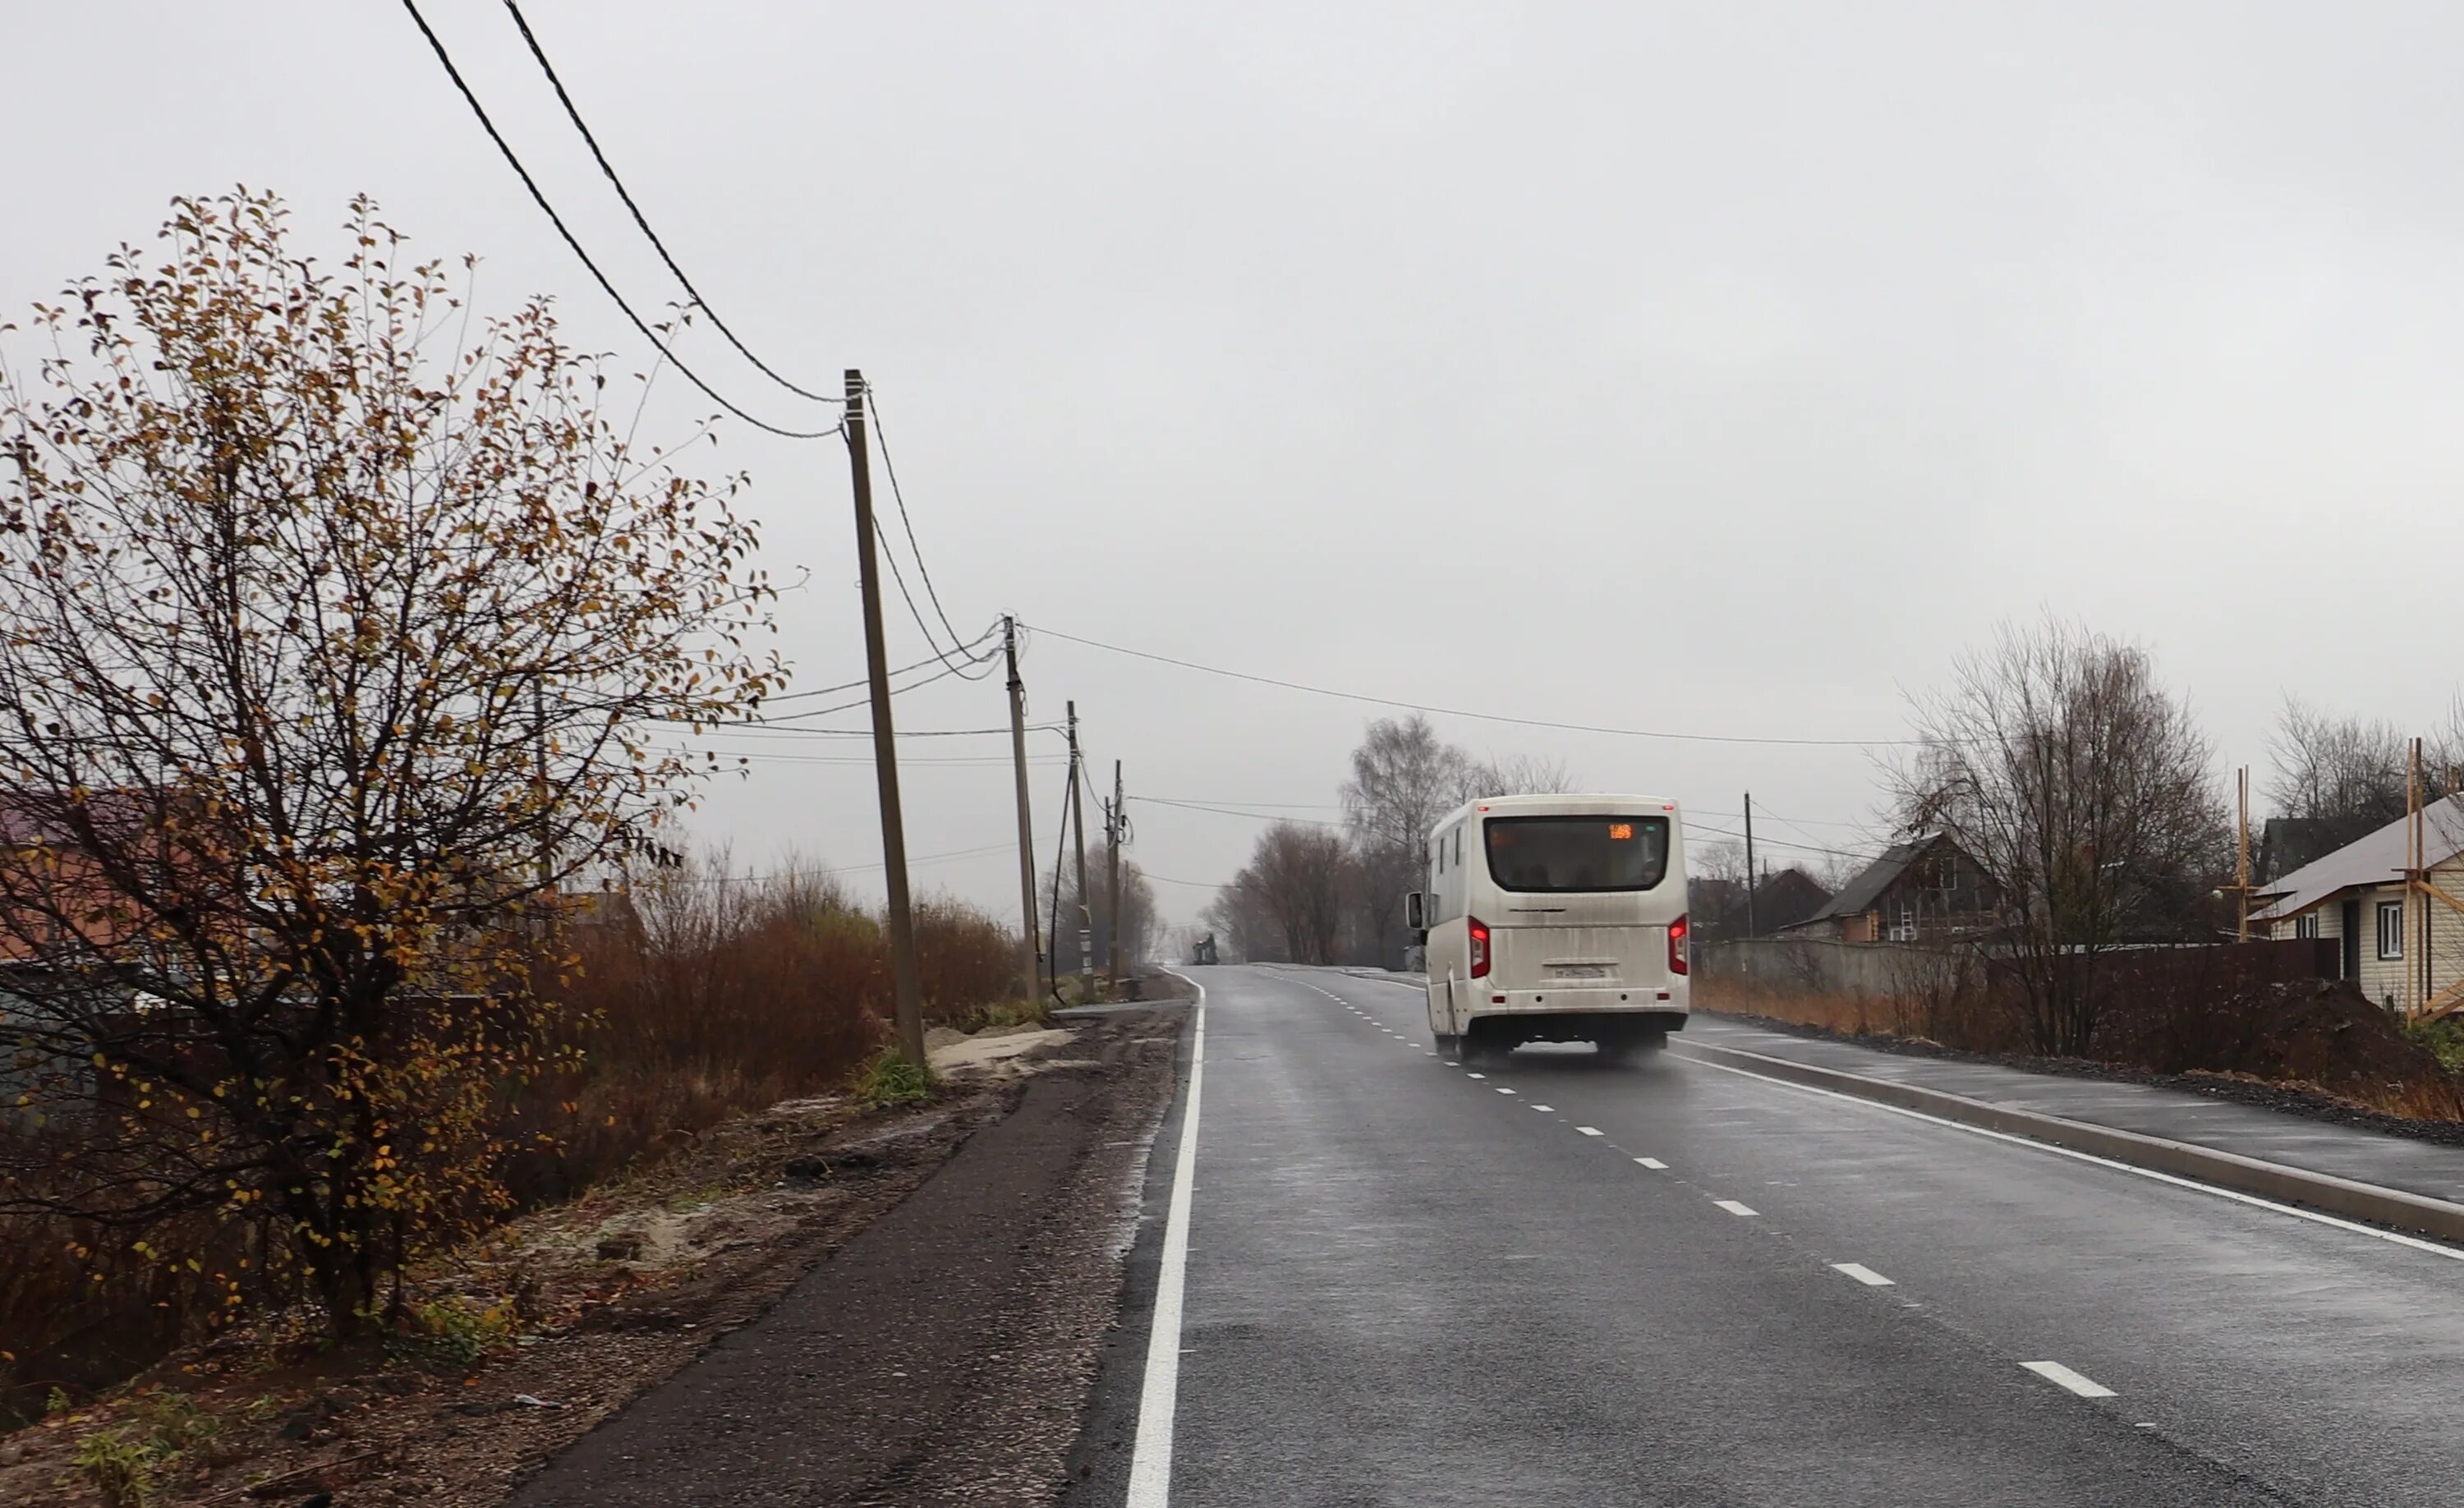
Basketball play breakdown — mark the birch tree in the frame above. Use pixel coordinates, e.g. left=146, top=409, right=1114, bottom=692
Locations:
left=0, top=192, right=780, bottom=1331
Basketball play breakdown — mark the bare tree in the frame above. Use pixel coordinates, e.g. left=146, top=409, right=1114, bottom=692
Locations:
left=1214, top=822, right=1353, bottom=965
left=1892, top=620, right=2229, bottom=1055
left=2266, top=698, right=2412, bottom=830
left=1340, top=716, right=1471, bottom=965
left=0, top=194, right=777, bottom=1331
left=1055, top=859, right=1158, bottom=973
left=1463, top=752, right=1579, bottom=798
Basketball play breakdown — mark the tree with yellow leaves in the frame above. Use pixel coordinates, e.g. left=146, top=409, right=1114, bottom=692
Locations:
left=0, top=191, right=781, bottom=1331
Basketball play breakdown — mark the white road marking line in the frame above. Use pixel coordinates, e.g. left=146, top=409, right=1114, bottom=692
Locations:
left=1127, top=972, right=1206, bottom=1507
left=1832, top=1262, right=1894, bottom=1286
left=1576, top=1126, right=1604, bottom=1137
left=1465, top=1073, right=1485, bottom=1079
left=1531, top=1104, right=1555, bottom=1112
left=2023, top=1361, right=2116, bottom=1398
left=1496, top=1087, right=1516, bottom=1095
left=1714, top=1200, right=1758, bottom=1216
left=1636, top=1157, right=1668, bottom=1169
left=1675, top=1052, right=2464, bottom=1265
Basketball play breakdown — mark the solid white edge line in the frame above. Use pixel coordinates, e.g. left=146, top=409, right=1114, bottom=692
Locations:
left=1715, top=1199, right=1758, bottom=1216
left=1676, top=1051, right=2464, bottom=1264
left=1832, top=1262, right=1895, bottom=1286
left=2023, top=1360, right=2117, bottom=1398
left=1126, top=972, right=1206, bottom=1506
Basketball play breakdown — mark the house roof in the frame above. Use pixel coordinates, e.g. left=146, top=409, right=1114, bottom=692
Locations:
left=1752, top=867, right=1832, bottom=918
left=2250, top=795, right=2464, bottom=922
left=1794, top=834, right=1942, bottom=926
left=2256, top=816, right=2346, bottom=884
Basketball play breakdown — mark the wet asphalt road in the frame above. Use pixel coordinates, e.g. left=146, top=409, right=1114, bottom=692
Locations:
left=1091, top=965, right=2464, bottom=1507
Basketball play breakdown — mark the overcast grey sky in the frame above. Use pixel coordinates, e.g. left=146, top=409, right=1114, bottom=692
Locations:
left=7, top=2, right=2460, bottom=930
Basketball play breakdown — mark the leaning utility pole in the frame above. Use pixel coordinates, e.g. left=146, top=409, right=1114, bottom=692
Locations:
left=1004, top=617, right=1039, bottom=997
left=1743, top=792, right=1758, bottom=939
left=1107, top=759, right=1125, bottom=990
left=845, top=370, right=925, bottom=1067
left=1068, top=701, right=1092, bottom=987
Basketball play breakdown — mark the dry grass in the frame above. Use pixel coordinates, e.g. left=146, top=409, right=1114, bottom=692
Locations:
left=2, top=857, right=1026, bottom=1428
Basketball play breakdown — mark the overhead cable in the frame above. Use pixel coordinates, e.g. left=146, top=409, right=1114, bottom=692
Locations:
left=1023, top=623, right=1927, bottom=748
left=398, top=0, right=840, bottom=440
left=499, top=0, right=837, bottom=404
left=862, top=382, right=977, bottom=659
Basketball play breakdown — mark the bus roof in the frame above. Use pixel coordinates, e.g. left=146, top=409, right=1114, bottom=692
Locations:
left=1431, top=793, right=1683, bottom=834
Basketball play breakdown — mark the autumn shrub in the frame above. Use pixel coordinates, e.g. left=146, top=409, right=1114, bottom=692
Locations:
left=506, top=865, right=1023, bottom=1202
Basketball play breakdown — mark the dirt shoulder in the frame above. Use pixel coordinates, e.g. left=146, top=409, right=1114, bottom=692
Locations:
left=1697, top=1005, right=2464, bottom=1150
left=2, top=1005, right=1186, bottom=1508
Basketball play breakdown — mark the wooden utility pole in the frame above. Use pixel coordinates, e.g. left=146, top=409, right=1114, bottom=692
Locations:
left=845, top=370, right=925, bottom=1066
left=2412, top=738, right=2428, bottom=1016
left=1742, top=792, right=1758, bottom=939
left=1107, top=759, right=1125, bottom=990
left=1004, top=617, right=1040, bottom=997
left=2235, top=766, right=2250, bottom=942
left=1068, top=701, right=1092, bottom=986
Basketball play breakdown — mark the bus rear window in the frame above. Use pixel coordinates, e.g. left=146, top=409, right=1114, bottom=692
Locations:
left=1483, top=816, right=1670, bottom=893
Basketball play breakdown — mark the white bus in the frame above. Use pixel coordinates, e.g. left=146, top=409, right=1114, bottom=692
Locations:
left=1404, top=793, right=1689, bottom=1064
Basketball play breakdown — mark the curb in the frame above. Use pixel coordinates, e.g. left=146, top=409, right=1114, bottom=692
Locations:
left=1670, top=1039, right=2464, bottom=1248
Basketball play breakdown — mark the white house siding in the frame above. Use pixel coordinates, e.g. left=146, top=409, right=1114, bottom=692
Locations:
left=2277, top=859, right=2464, bottom=1010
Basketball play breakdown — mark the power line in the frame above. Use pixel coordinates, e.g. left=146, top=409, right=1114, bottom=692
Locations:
left=1687, top=821, right=1882, bottom=865
left=1142, top=796, right=1348, bottom=811
left=498, top=0, right=835, bottom=405
left=692, top=724, right=1065, bottom=741
left=676, top=747, right=1065, bottom=767
left=1130, top=795, right=1344, bottom=829
left=748, top=627, right=1004, bottom=710
left=667, top=655, right=998, bottom=728
left=1023, top=623, right=1927, bottom=748
left=862, top=382, right=975, bottom=660
left=642, top=842, right=1017, bottom=886
left=397, top=0, right=840, bottom=440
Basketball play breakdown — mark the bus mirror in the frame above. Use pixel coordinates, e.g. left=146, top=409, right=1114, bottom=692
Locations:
left=1403, top=891, right=1427, bottom=931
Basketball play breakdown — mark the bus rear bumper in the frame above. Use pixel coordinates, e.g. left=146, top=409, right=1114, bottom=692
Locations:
left=1461, top=987, right=1688, bottom=1044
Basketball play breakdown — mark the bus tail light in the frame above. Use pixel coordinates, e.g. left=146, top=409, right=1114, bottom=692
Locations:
left=1668, top=913, right=1689, bottom=976
left=1469, top=917, right=1491, bottom=979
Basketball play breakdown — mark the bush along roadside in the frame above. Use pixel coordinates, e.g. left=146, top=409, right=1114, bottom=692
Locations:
left=2, top=1006, right=1146, bottom=1508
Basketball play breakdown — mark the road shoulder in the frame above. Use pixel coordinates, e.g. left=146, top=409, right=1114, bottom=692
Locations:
left=500, top=1005, right=1184, bottom=1507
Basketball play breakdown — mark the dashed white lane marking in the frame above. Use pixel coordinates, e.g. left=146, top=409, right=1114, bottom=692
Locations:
left=1531, top=1104, right=1555, bottom=1112
left=1495, top=1087, right=1516, bottom=1095
left=2023, top=1361, right=2116, bottom=1399
left=1832, top=1262, right=1894, bottom=1286
left=1465, top=1073, right=1486, bottom=1079
left=1636, top=1157, right=1668, bottom=1170
left=1676, top=1051, right=2464, bottom=1267
left=1714, top=1200, right=1758, bottom=1217
left=1576, top=1126, right=1604, bottom=1137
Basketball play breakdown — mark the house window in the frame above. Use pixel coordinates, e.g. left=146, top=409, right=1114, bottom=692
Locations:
left=2378, top=900, right=2406, bottom=960
left=2295, top=913, right=2319, bottom=940
left=1887, top=901, right=1918, bottom=943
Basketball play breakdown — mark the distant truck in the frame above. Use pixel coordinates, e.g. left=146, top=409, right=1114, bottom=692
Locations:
left=1404, top=793, right=1689, bottom=1065
left=1190, top=932, right=1220, bottom=966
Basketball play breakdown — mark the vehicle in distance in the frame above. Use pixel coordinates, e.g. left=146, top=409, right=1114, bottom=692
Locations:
left=1405, top=793, right=1689, bottom=1064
